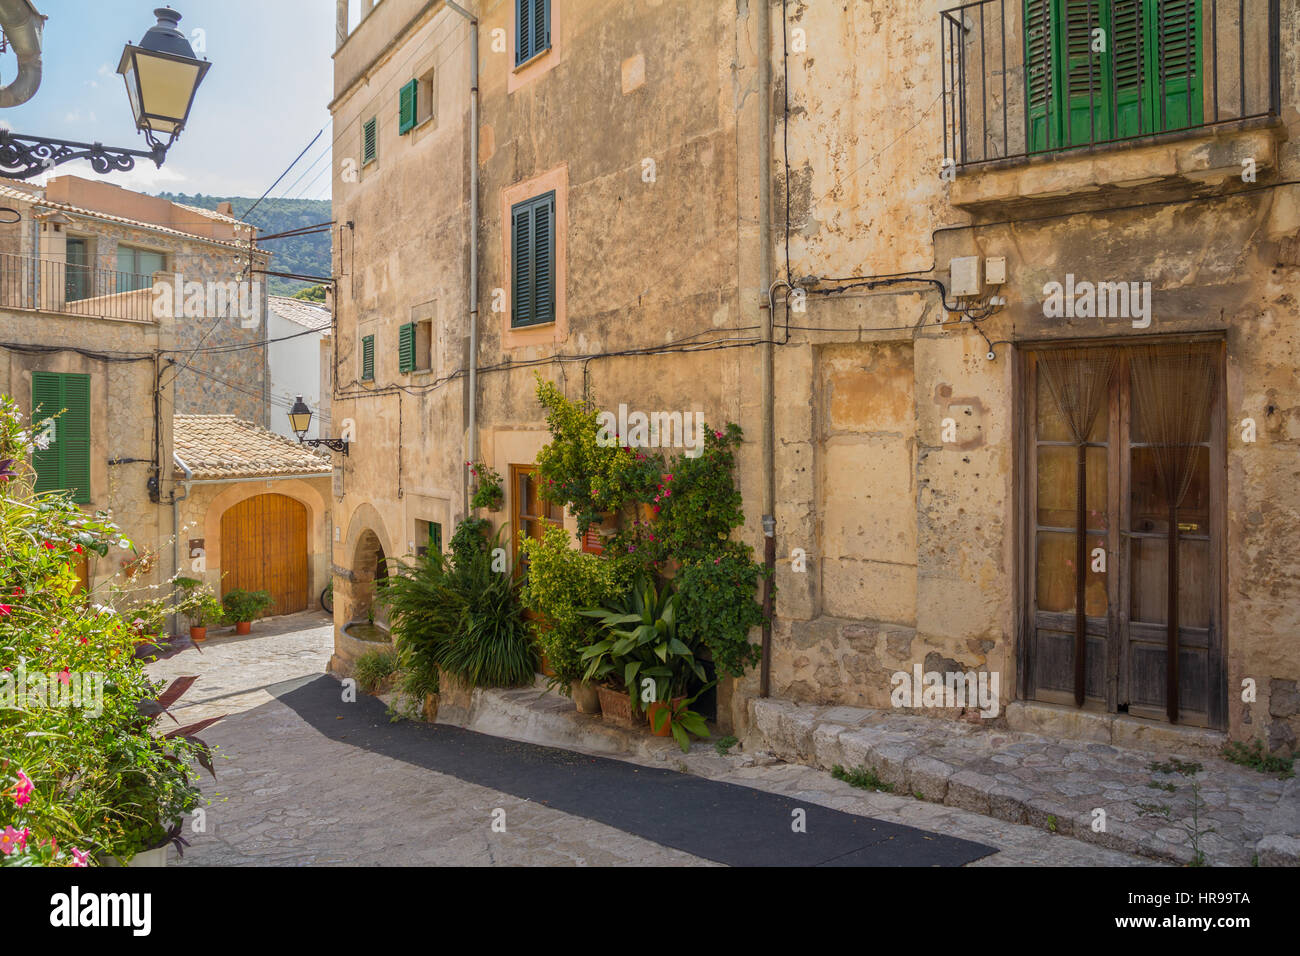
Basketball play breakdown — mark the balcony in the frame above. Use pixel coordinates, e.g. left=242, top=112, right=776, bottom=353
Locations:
left=940, top=0, right=1282, bottom=173
left=0, top=253, right=157, bottom=323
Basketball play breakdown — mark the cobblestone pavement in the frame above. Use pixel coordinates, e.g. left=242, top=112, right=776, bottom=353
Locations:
left=147, top=613, right=1156, bottom=866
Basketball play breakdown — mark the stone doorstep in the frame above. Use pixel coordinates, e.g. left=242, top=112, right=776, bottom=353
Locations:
left=744, top=697, right=1299, bottom=867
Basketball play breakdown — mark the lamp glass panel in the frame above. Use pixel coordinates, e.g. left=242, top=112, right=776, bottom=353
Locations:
left=136, top=55, right=202, bottom=130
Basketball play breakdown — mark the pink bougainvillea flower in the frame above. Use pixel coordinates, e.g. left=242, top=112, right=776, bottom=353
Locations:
left=58, top=668, right=70, bottom=687
left=652, top=505, right=660, bottom=514
left=68, top=847, right=89, bottom=867
left=714, top=431, right=723, bottom=439
left=0, top=605, right=11, bottom=616
left=13, top=771, right=33, bottom=807
left=0, top=825, right=26, bottom=855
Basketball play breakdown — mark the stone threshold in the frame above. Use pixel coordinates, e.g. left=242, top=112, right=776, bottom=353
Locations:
left=744, top=697, right=1299, bottom=867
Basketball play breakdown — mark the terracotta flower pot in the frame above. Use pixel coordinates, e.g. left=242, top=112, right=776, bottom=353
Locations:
left=647, top=697, right=685, bottom=737
left=235, top=621, right=251, bottom=635
left=189, top=625, right=207, bottom=642
left=571, top=680, right=601, bottom=714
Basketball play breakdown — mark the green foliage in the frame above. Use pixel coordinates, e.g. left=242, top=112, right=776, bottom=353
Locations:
left=533, top=376, right=662, bottom=533
left=1221, top=739, right=1295, bottom=778
left=354, top=647, right=400, bottom=694
left=715, top=735, right=738, bottom=756
left=222, top=588, right=273, bottom=624
left=0, top=395, right=215, bottom=866
left=449, top=516, right=491, bottom=564
left=675, top=544, right=765, bottom=678
left=186, top=592, right=225, bottom=629
left=380, top=522, right=536, bottom=691
left=579, top=575, right=706, bottom=705
left=520, top=524, right=628, bottom=689
left=648, top=687, right=713, bottom=753
left=1137, top=758, right=1215, bottom=866
left=291, top=284, right=327, bottom=303
left=831, top=764, right=894, bottom=793
left=156, top=193, right=331, bottom=296
left=466, top=460, right=504, bottom=512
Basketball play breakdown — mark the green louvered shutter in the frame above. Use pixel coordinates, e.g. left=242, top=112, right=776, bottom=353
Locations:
left=532, top=195, right=555, bottom=325
left=30, top=372, right=62, bottom=496
left=398, top=322, right=416, bottom=373
left=30, top=372, right=90, bottom=503
left=430, top=522, right=442, bottom=553
left=1025, top=0, right=1060, bottom=152
left=362, top=118, right=378, bottom=164
left=511, top=202, right=533, bottom=327
left=399, top=80, right=418, bottom=135
left=1062, top=0, right=1112, bottom=146
left=361, top=335, right=375, bottom=380
left=1151, top=0, right=1202, bottom=131
left=1111, top=0, right=1147, bottom=137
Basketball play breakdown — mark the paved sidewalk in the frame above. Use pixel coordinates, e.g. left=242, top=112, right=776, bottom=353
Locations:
left=147, top=614, right=1156, bottom=866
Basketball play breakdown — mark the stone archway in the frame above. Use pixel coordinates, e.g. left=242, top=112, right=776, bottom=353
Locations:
left=350, top=528, right=389, bottom=628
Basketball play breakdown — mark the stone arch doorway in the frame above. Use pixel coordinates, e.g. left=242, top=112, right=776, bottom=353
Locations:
left=350, top=528, right=389, bottom=628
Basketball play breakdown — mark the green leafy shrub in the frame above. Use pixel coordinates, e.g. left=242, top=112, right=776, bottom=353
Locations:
left=0, top=395, right=216, bottom=866
left=1221, top=739, right=1295, bottom=778
left=354, top=647, right=401, bottom=694
left=466, top=460, right=505, bottom=512
left=520, top=524, right=628, bottom=690
left=222, top=588, right=273, bottom=624
left=380, top=522, right=536, bottom=691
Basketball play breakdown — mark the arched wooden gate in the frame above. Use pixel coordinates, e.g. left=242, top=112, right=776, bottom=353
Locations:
left=220, top=493, right=309, bottom=617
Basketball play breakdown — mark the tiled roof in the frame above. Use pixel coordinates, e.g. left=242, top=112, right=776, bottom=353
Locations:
left=173, top=415, right=331, bottom=480
left=268, top=295, right=332, bottom=331
left=0, top=182, right=259, bottom=252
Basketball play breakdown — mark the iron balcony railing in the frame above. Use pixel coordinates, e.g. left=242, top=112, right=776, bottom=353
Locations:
left=0, top=253, right=157, bottom=323
left=941, top=0, right=1281, bottom=168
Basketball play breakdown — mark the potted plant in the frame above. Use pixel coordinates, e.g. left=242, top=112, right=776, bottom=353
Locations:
left=222, top=588, right=272, bottom=635
left=186, top=591, right=223, bottom=643
left=466, top=460, right=505, bottom=512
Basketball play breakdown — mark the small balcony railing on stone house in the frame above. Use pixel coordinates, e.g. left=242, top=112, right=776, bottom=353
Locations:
left=940, top=0, right=1282, bottom=169
left=0, top=253, right=158, bottom=323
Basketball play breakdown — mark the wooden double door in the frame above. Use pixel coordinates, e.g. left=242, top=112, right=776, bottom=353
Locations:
left=1021, top=340, right=1226, bottom=728
left=220, top=493, right=309, bottom=618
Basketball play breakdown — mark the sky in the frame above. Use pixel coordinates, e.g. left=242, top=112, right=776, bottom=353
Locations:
left=1, top=0, right=336, bottom=200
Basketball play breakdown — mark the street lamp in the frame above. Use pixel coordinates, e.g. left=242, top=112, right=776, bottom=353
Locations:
left=0, top=6, right=210, bottom=180
left=288, top=396, right=349, bottom=455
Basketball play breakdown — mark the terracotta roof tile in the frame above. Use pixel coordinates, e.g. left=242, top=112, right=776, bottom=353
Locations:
left=173, top=415, right=331, bottom=480
left=268, top=295, right=332, bottom=331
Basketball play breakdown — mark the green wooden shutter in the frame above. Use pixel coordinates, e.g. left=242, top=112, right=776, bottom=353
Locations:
left=511, top=202, right=533, bottom=327
left=430, top=521, right=442, bottom=553
left=1025, top=0, right=1060, bottom=152
left=30, top=372, right=90, bottom=503
left=1111, top=0, right=1147, bottom=137
left=399, top=80, right=418, bottom=134
left=362, top=118, right=378, bottom=164
left=398, top=322, right=416, bottom=373
left=361, top=335, right=375, bottom=380
left=532, top=195, right=555, bottom=325
left=1062, top=0, right=1112, bottom=146
left=1150, top=0, right=1202, bottom=131
left=30, top=372, right=62, bottom=496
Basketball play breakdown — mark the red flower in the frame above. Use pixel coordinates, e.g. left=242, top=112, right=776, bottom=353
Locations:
left=41, top=541, right=54, bottom=550
left=72, top=544, right=83, bottom=555
left=11, top=587, right=23, bottom=597
left=0, top=605, right=10, bottom=616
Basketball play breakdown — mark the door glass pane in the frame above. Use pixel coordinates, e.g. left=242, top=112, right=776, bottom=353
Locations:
left=1036, top=530, right=1107, bottom=615
left=1130, top=445, right=1209, bottom=535
left=1037, top=365, right=1108, bottom=442
left=1036, top=444, right=1108, bottom=529
left=1130, top=536, right=1211, bottom=629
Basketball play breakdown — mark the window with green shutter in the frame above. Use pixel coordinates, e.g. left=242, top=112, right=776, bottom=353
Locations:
left=361, top=335, right=375, bottom=381
left=515, top=0, right=551, bottom=66
left=399, top=80, right=418, bottom=135
left=362, top=117, right=378, bottom=165
left=1025, top=0, right=1202, bottom=153
left=398, top=322, right=416, bottom=373
left=430, top=521, right=442, bottom=554
left=30, top=371, right=91, bottom=504
left=510, top=191, right=556, bottom=329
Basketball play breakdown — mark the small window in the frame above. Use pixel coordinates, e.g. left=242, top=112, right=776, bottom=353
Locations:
left=416, top=69, right=435, bottom=126
left=510, top=191, right=556, bottom=328
left=31, top=371, right=91, bottom=504
left=398, top=322, right=416, bottom=374
left=398, top=80, right=418, bottom=135
left=116, top=244, right=165, bottom=292
left=515, top=0, right=551, bottom=67
left=362, top=117, right=378, bottom=165
left=361, top=334, right=375, bottom=381
left=414, top=319, right=432, bottom=372
left=416, top=520, right=443, bottom=557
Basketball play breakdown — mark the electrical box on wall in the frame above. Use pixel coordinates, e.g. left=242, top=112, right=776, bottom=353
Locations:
left=949, top=256, right=981, bottom=296
left=985, top=256, right=1007, bottom=285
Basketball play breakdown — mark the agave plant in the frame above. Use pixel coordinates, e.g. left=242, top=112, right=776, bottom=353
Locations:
left=578, top=575, right=707, bottom=711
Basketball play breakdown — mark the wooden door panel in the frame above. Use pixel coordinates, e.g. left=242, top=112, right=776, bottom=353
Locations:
left=220, top=493, right=308, bottom=618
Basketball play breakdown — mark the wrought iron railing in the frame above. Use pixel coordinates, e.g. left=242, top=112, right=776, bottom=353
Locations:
left=941, top=0, right=1281, bottom=168
left=0, top=253, right=157, bottom=322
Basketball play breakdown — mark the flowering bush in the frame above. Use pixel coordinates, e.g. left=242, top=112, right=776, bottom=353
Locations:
left=466, top=460, right=505, bottom=512
left=0, top=395, right=213, bottom=865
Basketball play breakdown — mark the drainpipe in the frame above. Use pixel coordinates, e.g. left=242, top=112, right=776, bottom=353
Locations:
left=445, top=2, right=479, bottom=507
left=758, top=0, right=776, bottom=698
left=170, top=452, right=193, bottom=635
left=0, top=0, right=44, bottom=108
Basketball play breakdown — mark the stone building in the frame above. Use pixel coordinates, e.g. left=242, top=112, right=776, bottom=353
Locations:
left=0, top=175, right=272, bottom=601
left=327, top=0, right=1299, bottom=756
